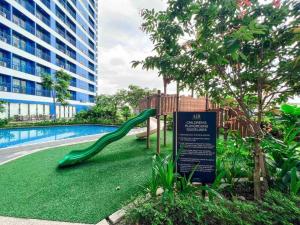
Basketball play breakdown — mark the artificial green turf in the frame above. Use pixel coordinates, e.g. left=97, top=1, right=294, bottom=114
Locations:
left=0, top=132, right=172, bottom=224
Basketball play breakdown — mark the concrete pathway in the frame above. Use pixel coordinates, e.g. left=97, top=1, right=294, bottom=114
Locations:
left=0, top=216, right=89, bottom=225
left=0, top=127, right=146, bottom=165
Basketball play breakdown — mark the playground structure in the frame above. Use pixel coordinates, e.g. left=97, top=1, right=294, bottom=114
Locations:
left=58, top=90, right=252, bottom=168
left=139, top=90, right=254, bottom=154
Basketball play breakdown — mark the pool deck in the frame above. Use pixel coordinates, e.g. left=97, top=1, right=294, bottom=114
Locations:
left=0, top=127, right=145, bottom=165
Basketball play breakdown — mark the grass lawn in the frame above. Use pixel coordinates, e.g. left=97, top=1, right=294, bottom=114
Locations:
left=0, top=132, right=172, bottom=224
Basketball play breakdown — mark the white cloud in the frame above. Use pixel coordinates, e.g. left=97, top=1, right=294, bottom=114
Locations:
left=98, top=0, right=179, bottom=95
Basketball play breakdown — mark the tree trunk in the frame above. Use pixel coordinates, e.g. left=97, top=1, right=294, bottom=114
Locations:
left=52, top=90, right=56, bottom=121
left=253, top=80, right=268, bottom=201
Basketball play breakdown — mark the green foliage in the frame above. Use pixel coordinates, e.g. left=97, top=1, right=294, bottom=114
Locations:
left=75, top=85, right=156, bottom=124
left=217, top=134, right=253, bottom=192
left=125, top=85, right=157, bottom=110
left=0, top=100, right=6, bottom=114
left=41, top=70, right=72, bottom=116
left=290, top=167, right=300, bottom=195
left=0, top=118, right=8, bottom=127
left=125, top=190, right=300, bottom=225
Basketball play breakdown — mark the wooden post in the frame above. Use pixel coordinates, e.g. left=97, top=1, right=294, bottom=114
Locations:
left=163, top=115, right=167, bottom=146
left=156, top=90, right=161, bottom=154
left=163, top=83, right=167, bottom=147
left=146, top=95, right=150, bottom=149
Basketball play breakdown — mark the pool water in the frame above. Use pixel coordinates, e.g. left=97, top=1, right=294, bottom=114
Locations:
left=0, top=125, right=118, bottom=149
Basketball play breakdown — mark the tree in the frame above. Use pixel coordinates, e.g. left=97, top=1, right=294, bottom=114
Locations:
left=0, top=100, right=6, bottom=114
left=135, top=0, right=300, bottom=200
left=42, top=70, right=72, bottom=119
left=121, top=106, right=132, bottom=120
left=125, top=85, right=157, bottom=111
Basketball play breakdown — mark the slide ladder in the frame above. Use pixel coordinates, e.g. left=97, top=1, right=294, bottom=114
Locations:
left=58, top=109, right=156, bottom=168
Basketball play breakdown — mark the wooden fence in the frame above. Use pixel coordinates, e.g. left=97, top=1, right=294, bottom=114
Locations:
left=139, top=93, right=254, bottom=137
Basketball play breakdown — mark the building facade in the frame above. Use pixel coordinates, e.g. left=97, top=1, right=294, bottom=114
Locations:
left=0, top=0, right=98, bottom=119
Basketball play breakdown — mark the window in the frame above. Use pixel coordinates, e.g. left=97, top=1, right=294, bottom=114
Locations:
left=13, top=78, right=26, bottom=94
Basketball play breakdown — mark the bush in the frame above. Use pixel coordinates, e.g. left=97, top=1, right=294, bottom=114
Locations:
left=125, top=191, right=300, bottom=225
left=0, top=119, right=8, bottom=127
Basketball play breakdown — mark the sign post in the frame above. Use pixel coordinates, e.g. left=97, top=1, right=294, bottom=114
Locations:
left=174, top=112, right=217, bottom=183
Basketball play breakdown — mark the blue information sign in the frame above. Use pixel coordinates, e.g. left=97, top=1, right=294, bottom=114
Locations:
left=174, top=112, right=217, bottom=183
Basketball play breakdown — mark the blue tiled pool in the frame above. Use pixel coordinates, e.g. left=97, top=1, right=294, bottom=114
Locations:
left=0, top=125, right=118, bottom=149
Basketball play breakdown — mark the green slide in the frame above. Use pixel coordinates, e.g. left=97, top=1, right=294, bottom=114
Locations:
left=58, top=109, right=156, bottom=168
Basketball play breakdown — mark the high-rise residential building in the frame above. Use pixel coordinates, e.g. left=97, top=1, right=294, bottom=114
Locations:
left=0, top=0, right=98, bottom=119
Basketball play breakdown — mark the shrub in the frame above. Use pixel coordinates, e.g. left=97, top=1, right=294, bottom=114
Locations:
left=125, top=191, right=300, bottom=225
left=0, top=119, right=8, bottom=127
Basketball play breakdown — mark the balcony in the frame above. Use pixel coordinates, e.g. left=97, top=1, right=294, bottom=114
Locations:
left=66, top=4, right=76, bottom=19
left=56, top=9, right=65, bottom=22
left=12, top=16, right=35, bottom=34
left=36, top=50, right=50, bottom=61
left=66, top=64, right=76, bottom=73
left=88, top=73, right=95, bottom=82
left=36, top=30, right=50, bottom=44
left=66, top=49, right=76, bottom=59
left=57, top=44, right=66, bottom=53
left=56, top=28, right=65, bottom=38
left=88, top=63, right=95, bottom=71
left=12, top=63, right=35, bottom=75
left=36, top=89, right=51, bottom=97
left=0, top=31, right=10, bottom=44
left=89, top=41, right=95, bottom=50
left=0, top=57, right=10, bottom=68
left=36, top=67, right=50, bottom=77
left=36, top=12, right=50, bottom=26
left=56, top=61, right=65, bottom=69
left=0, top=82, right=10, bottom=92
left=13, top=85, right=26, bottom=94
left=12, top=37, right=35, bottom=55
left=0, top=6, right=10, bottom=19
left=41, top=0, right=50, bottom=8
left=66, top=35, right=76, bottom=46
left=15, top=0, right=35, bottom=14
left=70, top=79, right=76, bottom=87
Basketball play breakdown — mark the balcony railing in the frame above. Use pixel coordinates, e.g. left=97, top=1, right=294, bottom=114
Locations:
left=15, top=0, right=34, bottom=14
left=66, top=5, right=76, bottom=19
left=41, top=0, right=50, bottom=8
left=66, top=35, right=76, bottom=46
left=66, top=21, right=76, bottom=32
left=88, top=64, right=95, bottom=71
left=57, top=61, right=65, bottom=69
left=36, top=50, right=50, bottom=61
left=36, top=68, right=50, bottom=77
left=36, top=89, right=51, bottom=97
left=0, top=31, right=10, bottom=44
left=88, top=74, right=95, bottom=82
left=57, top=44, right=66, bottom=53
left=0, top=6, right=10, bottom=19
left=66, top=64, right=76, bottom=73
left=36, top=12, right=50, bottom=26
left=0, top=57, right=10, bottom=68
left=56, top=11, right=65, bottom=22
left=12, top=37, right=35, bottom=54
left=12, top=63, right=35, bottom=75
left=66, top=49, right=76, bottom=59
left=36, top=30, right=50, bottom=44
left=56, top=28, right=65, bottom=38
left=0, top=82, right=10, bottom=92
left=13, top=16, right=35, bottom=34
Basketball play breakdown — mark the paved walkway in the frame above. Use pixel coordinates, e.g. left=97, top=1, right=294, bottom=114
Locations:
left=0, top=127, right=145, bottom=165
left=0, top=217, right=89, bottom=225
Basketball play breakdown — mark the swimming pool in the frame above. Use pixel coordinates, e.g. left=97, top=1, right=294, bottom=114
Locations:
left=0, top=125, right=118, bottom=149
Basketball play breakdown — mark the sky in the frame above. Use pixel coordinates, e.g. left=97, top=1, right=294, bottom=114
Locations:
left=98, top=0, right=178, bottom=95
left=98, top=1, right=299, bottom=103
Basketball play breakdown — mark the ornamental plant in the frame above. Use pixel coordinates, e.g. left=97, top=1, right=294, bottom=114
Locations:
left=134, top=0, right=300, bottom=200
